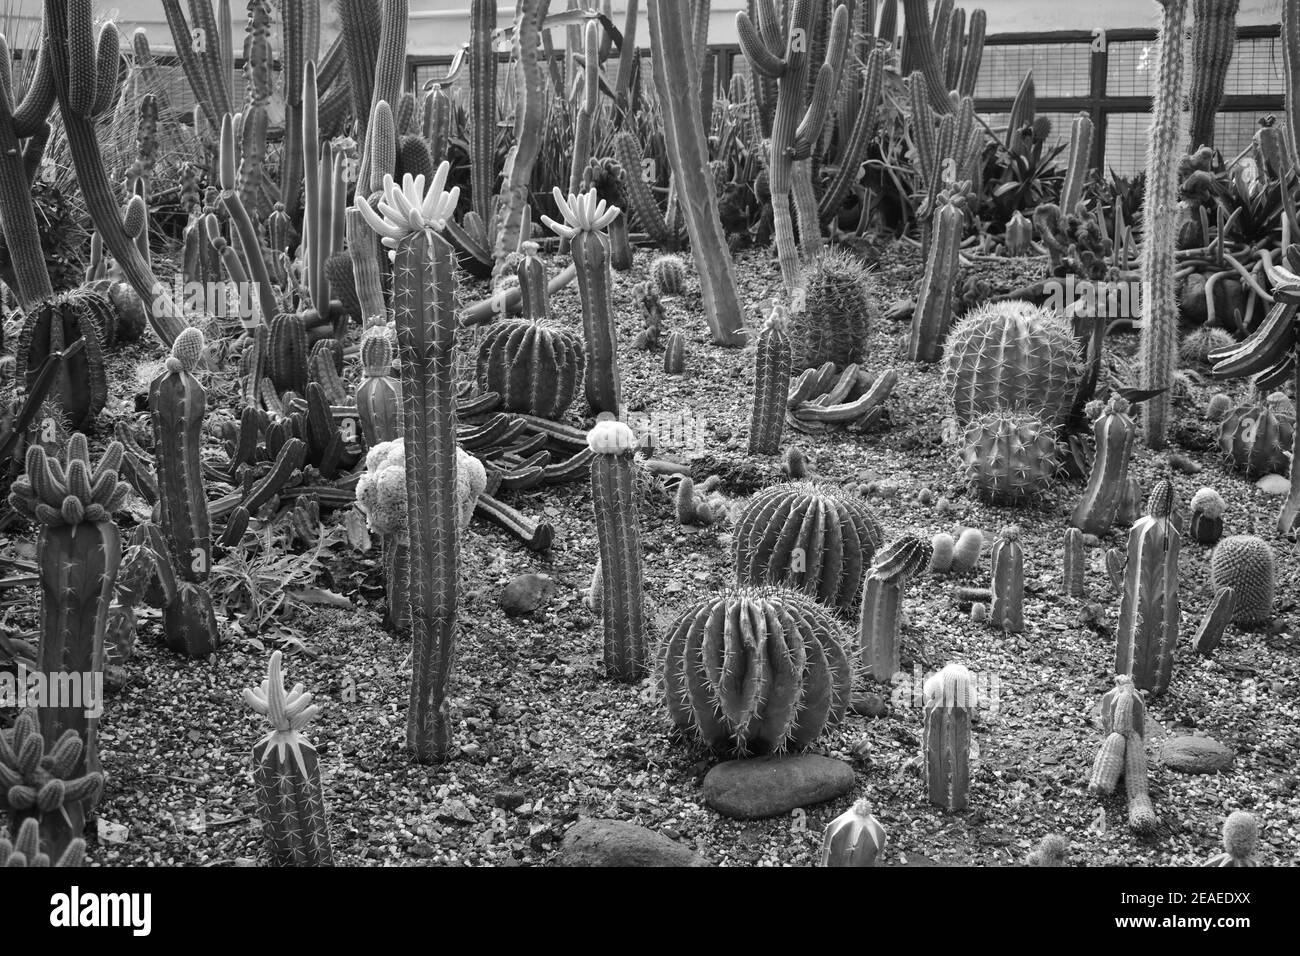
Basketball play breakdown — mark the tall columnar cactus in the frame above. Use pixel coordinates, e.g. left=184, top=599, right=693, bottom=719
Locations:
left=267, top=312, right=310, bottom=396
left=942, top=300, right=1082, bottom=426
left=0, top=711, right=104, bottom=863
left=1089, top=676, right=1157, bottom=833
left=541, top=188, right=622, bottom=416
left=151, top=328, right=219, bottom=658
left=1072, top=397, right=1137, bottom=533
left=749, top=306, right=793, bottom=455
left=1138, top=0, right=1188, bottom=448
left=923, top=663, right=976, bottom=811
left=990, top=526, right=1024, bottom=633
left=568, top=19, right=601, bottom=205
left=735, top=482, right=883, bottom=613
left=1209, top=535, right=1275, bottom=626
left=242, top=651, right=334, bottom=866
left=279, top=0, right=319, bottom=221
left=818, top=46, right=886, bottom=225
left=650, top=0, right=746, bottom=343
left=1188, top=0, right=1238, bottom=150
left=858, top=535, right=932, bottom=680
left=587, top=419, right=649, bottom=682
left=468, top=0, right=496, bottom=227
left=909, top=189, right=964, bottom=362
left=218, top=112, right=278, bottom=325
left=1115, top=480, right=1180, bottom=694
left=8, top=435, right=128, bottom=776
left=735, top=0, right=848, bottom=292
left=820, top=799, right=887, bottom=867
left=356, top=327, right=402, bottom=445
left=355, top=164, right=463, bottom=762
left=1060, top=113, right=1094, bottom=219
left=1063, top=526, right=1085, bottom=597
left=494, top=0, right=549, bottom=274
left=660, top=587, right=851, bottom=754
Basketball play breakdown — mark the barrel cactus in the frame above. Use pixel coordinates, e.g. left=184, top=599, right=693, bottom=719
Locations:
left=942, top=300, right=1082, bottom=427
left=15, top=290, right=115, bottom=429
left=788, top=246, right=877, bottom=371
left=959, top=410, right=1061, bottom=503
left=1189, top=487, right=1225, bottom=544
left=659, top=587, right=852, bottom=754
left=650, top=253, right=688, bottom=295
left=1209, top=535, right=1275, bottom=626
left=1216, top=398, right=1292, bottom=477
left=734, top=482, right=883, bottom=613
left=474, top=319, right=585, bottom=420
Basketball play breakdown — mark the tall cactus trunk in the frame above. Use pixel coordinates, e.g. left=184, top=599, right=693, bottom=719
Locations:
left=1138, top=0, right=1187, bottom=448
left=393, top=228, right=461, bottom=763
left=469, top=0, right=497, bottom=228
left=1188, top=0, right=1239, bottom=151
left=748, top=310, right=792, bottom=455
left=494, top=0, right=550, bottom=275
left=572, top=228, right=621, bottom=416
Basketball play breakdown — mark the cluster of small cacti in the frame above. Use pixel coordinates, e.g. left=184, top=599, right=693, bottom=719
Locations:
left=1089, top=677, right=1157, bottom=833
left=787, top=362, right=898, bottom=435
left=1, top=711, right=104, bottom=862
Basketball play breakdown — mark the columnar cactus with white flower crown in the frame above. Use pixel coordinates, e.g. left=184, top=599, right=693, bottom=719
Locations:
left=543, top=187, right=622, bottom=416
left=355, top=164, right=464, bottom=762
left=243, top=651, right=334, bottom=866
left=587, top=419, right=649, bottom=681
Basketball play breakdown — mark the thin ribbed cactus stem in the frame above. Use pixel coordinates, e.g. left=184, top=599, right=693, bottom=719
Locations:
left=1115, top=478, right=1180, bottom=694
left=858, top=534, right=931, bottom=681
left=371, top=0, right=407, bottom=123
left=0, top=31, right=55, bottom=309
left=748, top=308, right=792, bottom=455
left=219, top=113, right=278, bottom=325
left=569, top=19, right=600, bottom=199
left=279, top=0, right=318, bottom=221
left=990, top=526, right=1024, bottom=633
left=957, top=8, right=986, bottom=99
left=338, top=0, right=379, bottom=143
left=1188, top=0, right=1239, bottom=151
left=1285, top=0, right=1300, bottom=170
left=923, top=662, right=975, bottom=810
left=909, top=190, right=964, bottom=362
left=1138, top=0, right=1188, bottom=448
left=818, top=46, right=886, bottom=224
left=494, top=0, right=549, bottom=277
left=1063, top=527, right=1085, bottom=597
left=1072, top=397, right=1135, bottom=533
left=587, top=420, right=649, bottom=681
left=469, top=0, right=496, bottom=227
left=359, top=98, right=396, bottom=198
left=902, top=0, right=955, bottom=114
left=1060, top=112, right=1093, bottom=213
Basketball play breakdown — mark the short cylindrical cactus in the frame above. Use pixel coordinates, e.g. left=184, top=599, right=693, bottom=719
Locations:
left=650, top=253, right=687, bottom=295
left=1189, top=486, right=1226, bottom=544
left=660, top=587, right=851, bottom=754
left=663, top=330, right=685, bottom=375
left=820, top=798, right=887, bottom=867
left=1063, top=526, right=1085, bottom=597
left=1115, top=480, right=1180, bottom=694
left=859, top=535, right=933, bottom=681
left=243, top=651, right=334, bottom=866
left=588, top=419, right=649, bottom=681
left=0, top=816, right=88, bottom=867
left=929, top=532, right=955, bottom=574
left=789, top=246, right=877, bottom=370
left=951, top=527, right=985, bottom=573
left=1072, top=397, right=1136, bottom=534
left=1209, top=535, right=1275, bottom=626
left=734, top=482, right=883, bottom=613
left=749, top=306, right=792, bottom=456
left=356, top=326, right=402, bottom=446
left=923, top=663, right=977, bottom=811
left=990, top=526, right=1024, bottom=633
left=1204, top=810, right=1259, bottom=867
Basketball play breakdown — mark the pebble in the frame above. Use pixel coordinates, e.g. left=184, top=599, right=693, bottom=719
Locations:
left=555, top=819, right=707, bottom=867
left=1160, top=735, right=1234, bottom=774
left=703, top=754, right=854, bottom=820
left=499, top=573, right=556, bottom=616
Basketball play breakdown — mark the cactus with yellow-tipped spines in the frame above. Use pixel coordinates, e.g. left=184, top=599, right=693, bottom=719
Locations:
left=923, top=663, right=976, bottom=811
left=748, top=306, right=792, bottom=455
left=990, top=526, right=1024, bottom=632
left=243, top=651, right=334, bottom=866
left=859, top=534, right=932, bottom=680
left=660, top=587, right=851, bottom=754
left=1115, top=479, right=1180, bottom=694
left=151, top=327, right=219, bottom=658
left=587, top=419, right=649, bottom=681
left=8, top=435, right=128, bottom=777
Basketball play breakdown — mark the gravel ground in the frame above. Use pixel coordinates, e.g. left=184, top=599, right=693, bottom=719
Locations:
left=2, top=240, right=1298, bottom=867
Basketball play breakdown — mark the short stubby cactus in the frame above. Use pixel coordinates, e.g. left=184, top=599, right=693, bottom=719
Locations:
left=859, top=535, right=933, bottom=681
left=748, top=306, right=793, bottom=456
left=923, top=663, right=978, bottom=811
left=15, top=289, right=116, bottom=429
left=1204, top=811, right=1259, bottom=867
left=650, top=253, right=688, bottom=295
left=1115, top=480, right=1180, bottom=695
left=242, top=651, right=334, bottom=866
left=1189, top=486, right=1226, bottom=544
left=1072, top=396, right=1136, bottom=534
left=474, top=319, right=586, bottom=420
left=821, top=799, right=887, bottom=867
left=990, top=526, right=1025, bottom=633
left=734, top=482, right=884, bottom=614
left=942, top=300, right=1082, bottom=427
left=1209, top=535, right=1275, bottom=626
left=959, top=410, right=1061, bottom=504
left=0, top=817, right=87, bottom=867
left=660, top=587, right=852, bottom=754
left=788, top=246, right=877, bottom=371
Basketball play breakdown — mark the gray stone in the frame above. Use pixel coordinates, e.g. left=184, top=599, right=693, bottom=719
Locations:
left=1161, top=735, right=1234, bottom=774
left=555, top=819, right=707, bottom=867
left=499, top=573, right=555, bottom=616
left=703, top=754, right=855, bottom=820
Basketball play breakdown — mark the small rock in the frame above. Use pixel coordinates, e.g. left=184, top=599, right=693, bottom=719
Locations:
left=1256, top=474, right=1290, bottom=496
left=493, top=789, right=526, bottom=811
left=435, top=799, right=477, bottom=824
left=1161, top=735, right=1234, bottom=774
left=556, top=818, right=708, bottom=866
left=850, top=692, right=889, bottom=717
left=97, top=819, right=129, bottom=845
left=703, top=754, right=854, bottom=820
left=499, top=573, right=555, bottom=616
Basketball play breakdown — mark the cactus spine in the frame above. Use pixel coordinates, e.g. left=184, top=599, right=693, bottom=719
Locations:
left=1115, top=480, right=1180, bottom=694
left=749, top=307, right=792, bottom=455
left=910, top=191, right=964, bottom=362
left=990, top=527, right=1024, bottom=633
left=923, top=663, right=976, bottom=811
left=587, top=420, right=649, bottom=681
left=243, top=651, right=334, bottom=865
left=1063, top=527, right=1085, bottom=597
left=1072, top=397, right=1136, bottom=534
left=858, top=535, right=932, bottom=680
left=1188, top=0, right=1239, bottom=150
left=151, top=328, right=219, bottom=658
left=1138, top=0, right=1187, bottom=447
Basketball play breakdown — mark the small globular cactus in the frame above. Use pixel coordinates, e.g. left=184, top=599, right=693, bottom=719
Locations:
left=784, top=445, right=808, bottom=479
left=859, top=535, right=933, bottom=681
left=1189, top=487, right=1226, bottom=544
left=1205, top=392, right=1232, bottom=421
left=820, top=798, right=887, bottom=867
left=1115, top=480, right=1180, bottom=694
left=1004, top=210, right=1033, bottom=256
left=1217, top=398, right=1292, bottom=477
left=1025, top=834, right=1069, bottom=866
left=243, top=651, right=334, bottom=866
left=951, top=528, right=985, bottom=574
left=1209, top=535, right=1275, bottom=626
left=650, top=254, right=688, bottom=295
left=1204, top=811, right=1259, bottom=867
left=923, top=663, right=977, bottom=811
left=990, top=526, right=1024, bottom=633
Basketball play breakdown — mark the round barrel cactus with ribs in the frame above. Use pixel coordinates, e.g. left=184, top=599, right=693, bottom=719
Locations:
left=475, top=319, right=585, bottom=420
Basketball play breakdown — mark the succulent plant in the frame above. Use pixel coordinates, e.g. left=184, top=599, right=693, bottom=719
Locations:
left=990, top=526, right=1024, bottom=633
left=951, top=527, right=985, bottom=573
left=1209, top=535, right=1275, bottom=626
left=660, top=587, right=851, bottom=754
left=1179, top=326, right=1236, bottom=367
left=1115, top=480, right=1180, bottom=694
left=1204, top=810, right=1258, bottom=867
left=0, top=816, right=87, bottom=866
left=821, top=799, right=887, bottom=867
left=959, top=410, right=1061, bottom=504
left=650, top=254, right=688, bottom=295
left=475, top=319, right=585, bottom=420
left=1192, top=586, right=1237, bottom=655
left=929, top=532, right=955, bottom=573
left=923, top=663, right=977, bottom=811
left=1072, top=396, right=1136, bottom=534
left=356, top=326, right=402, bottom=446
left=1063, top=527, right=1085, bottom=597
left=1205, top=392, right=1232, bottom=421
left=1189, top=487, right=1226, bottom=544
left=859, top=535, right=933, bottom=680
left=749, top=307, right=793, bottom=456
left=734, top=482, right=883, bottom=613
left=789, top=246, right=877, bottom=371
left=1025, top=834, right=1069, bottom=866
left=1217, top=399, right=1292, bottom=477
left=1088, top=676, right=1157, bottom=833
left=16, top=290, right=115, bottom=429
